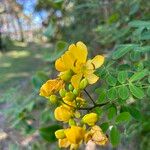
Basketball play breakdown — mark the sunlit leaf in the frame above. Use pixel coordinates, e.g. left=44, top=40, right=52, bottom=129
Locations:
left=129, top=84, right=144, bottom=99
left=116, top=112, right=131, bottom=124
left=110, top=126, right=120, bottom=146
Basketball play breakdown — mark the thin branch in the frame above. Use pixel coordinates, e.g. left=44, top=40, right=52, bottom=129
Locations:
left=84, top=89, right=96, bottom=105
left=78, top=101, right=109, bottom=111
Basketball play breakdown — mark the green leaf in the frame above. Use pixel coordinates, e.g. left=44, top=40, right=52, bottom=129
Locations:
left=43, top=22, right=56, bottom=38
left=110, top=126, right=120, bottom=147
left=147, top=86, right=150, bottom=97
left=148, top=76, right=150, bottom=83
left=129, top=70, right=148, bottom=82
left=49, top=41, right=68, bottom=62
left=39, top=125, right=61, bottom=142
left=116, top=112, right=131, bottom=124
left=118, top=85, right=129, bottom=100
left=118, top=64, right=130, bottom=70
left=112, top=44, right=138, bottom=60
left=100, top=122, right=109, bottom=133
left=130, top=51, right=141, bottom=62
left=128, top=106, right=142, bottom=120
left=118, top=71, right=128, bottom=83
left=137, top=46, right=150, bottom=52
left=128, top=20, right=150, bottom=28
left=106, top=75, right=117, bottom=86
left=97, top=89, right=106, bottom=102
left=108, top=106, right=117, bottom=120
left=32, top=71, right=49, bottom=91
left=129, top=84, right=144, bottom=99
left=107, top=88, right=117, bottom=100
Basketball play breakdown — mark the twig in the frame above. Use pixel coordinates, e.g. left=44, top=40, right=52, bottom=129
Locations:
left=84, top=89, right=96, bottom=105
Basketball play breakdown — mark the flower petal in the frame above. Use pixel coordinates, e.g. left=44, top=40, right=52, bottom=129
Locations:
left=69, top=42, right=88, bottom=63
left=91, top=55, right=104, bottom=69
left=55, top=57, right=67, bottom=72
left=62, top=51, right=75, bottom=70
left=71, top=74, right=82, bottom=89
left=85, top=74, right=99, bottom=84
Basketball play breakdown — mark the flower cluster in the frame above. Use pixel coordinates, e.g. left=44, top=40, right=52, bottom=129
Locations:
left=39, top=41, right=108, bottom=149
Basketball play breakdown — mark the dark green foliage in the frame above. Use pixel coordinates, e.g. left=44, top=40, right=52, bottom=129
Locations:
left=39, top=125, right=62, bottom=142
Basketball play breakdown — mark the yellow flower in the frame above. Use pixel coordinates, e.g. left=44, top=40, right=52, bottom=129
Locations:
left=64, top=126, right=85, bottom=144
left=84, top=125, right=108, bottom=146
left=39, top=78, right=64, bottom=97
left=55, top=129, right=66, bottom=139
left=54, top=105, right=73, bottom=122
left=82, top=113, right=98, bottom=126
left=58, top=138, right=70, bottom=148
left=55, top=41, right=104, bottom=89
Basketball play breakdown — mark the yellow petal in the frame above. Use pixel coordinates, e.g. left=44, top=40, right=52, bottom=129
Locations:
left=76, top=41, right=87, bottom=63
left=54, top=106, right=72, bottom=122
left=91, top=55, right=105, bottom=69
left=64, top=126, right=85, bottom=144
left=62, top=51, right=75, bottom=70
left=85, top=74, right=99, bottom=84
left=58, top=138, right=70, bottom=148
left=82, top=113, right=98, bottom=126
left=71, top=74, right=82, bottom=89
left=55, top=57, right=67, bottom=72
left=68, top=42, right=87, bottom=63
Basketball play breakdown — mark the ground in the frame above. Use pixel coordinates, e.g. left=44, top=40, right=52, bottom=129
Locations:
left=0, top=41, right=51, bottom=149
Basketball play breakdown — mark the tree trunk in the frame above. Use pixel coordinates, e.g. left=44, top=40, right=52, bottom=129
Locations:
left=15, top=13, right=24, bottom=42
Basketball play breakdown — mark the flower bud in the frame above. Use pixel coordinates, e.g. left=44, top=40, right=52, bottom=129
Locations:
left=79, top=78, right=88, bottom=90
left=55, top=129, right=66, bottom=139
left=69, top=119, right=76, bottom=126
left=82, top=113, right=98, bottom=126
left=63, top=92, right=75, bottom=102
left=59, top=88, right=67, bottom=97
left=68, top=84, right=74, bottom=91
left=73, top=89, right=79, bottom=96
left=74, top=111, right=81, bottom=118
left=59, top=70, right=73, bottom=81
left=49, top=95, right=57, bottom=103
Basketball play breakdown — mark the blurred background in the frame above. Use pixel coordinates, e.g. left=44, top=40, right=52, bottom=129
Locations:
left=0, top=0, right=149, bottom=149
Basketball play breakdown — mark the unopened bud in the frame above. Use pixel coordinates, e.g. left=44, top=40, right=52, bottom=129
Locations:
left=74, top=111, right=81, bottom=118
left=55, top=129, right=66, bottom=139
left=49, top=95, right=57, bottom=103
left=69, top=119, right=76, bottom=126
left=59, top=70, right=73, bottom=81
left=79, top=78, right=88, bottom=90
left=59, top=88, right=66, bottom=97
left=73, top=89, right=79, bottom=96
left=63, top=92, right=75, bottom=101
left=68, top=84, right=74, bottom=91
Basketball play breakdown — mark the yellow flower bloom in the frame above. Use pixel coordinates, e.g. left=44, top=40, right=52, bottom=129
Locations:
left=84, top=125, right=108, bottom=146
left=64, top=126, right=85, bottom=144
left=82, top=113, right=98, bottom=126
left=58, top=138, right=70, bottom=148
left=55, top=41, right=104, bottom=89
left=54, top=105, right=73, bottom=122
left=39, top=78, right=64, bottom=97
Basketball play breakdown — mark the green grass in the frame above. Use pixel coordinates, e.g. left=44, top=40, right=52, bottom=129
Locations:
left=0, top=41, right=46, bottom=92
